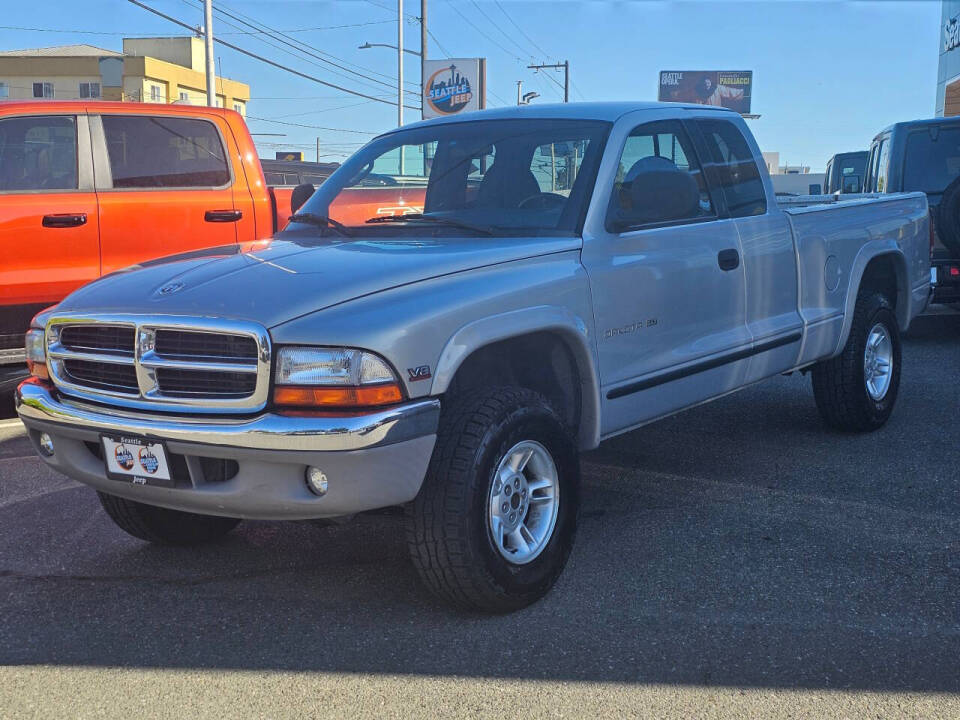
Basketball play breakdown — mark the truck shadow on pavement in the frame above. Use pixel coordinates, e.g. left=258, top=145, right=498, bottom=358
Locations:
left=1, top=311, right=958, bottom=691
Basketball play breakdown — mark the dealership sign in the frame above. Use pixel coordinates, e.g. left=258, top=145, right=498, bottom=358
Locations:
left=422, top=58, right=486, bottom=119
left=946, top=16, right=960, bottom=52
left=658, top=70, right=753, bottom=114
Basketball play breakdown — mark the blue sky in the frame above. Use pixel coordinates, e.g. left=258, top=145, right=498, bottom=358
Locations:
left=0, top=0, right=943, bottom=170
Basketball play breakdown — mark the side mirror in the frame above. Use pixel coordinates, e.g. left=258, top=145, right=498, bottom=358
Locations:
left=291, top=183, right=315, bottom=214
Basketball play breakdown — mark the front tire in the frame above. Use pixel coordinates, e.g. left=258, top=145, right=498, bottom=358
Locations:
left=97, top=492, right=241, bottom=546
left=812, top=291, right=901, bottom=431
left=406, top=387, right=579, bottom=613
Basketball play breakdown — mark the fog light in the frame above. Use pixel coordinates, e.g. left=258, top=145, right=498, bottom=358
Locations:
left=38, top=432, right=54, bottom=457
left=306, top=466, right=328, bottom=496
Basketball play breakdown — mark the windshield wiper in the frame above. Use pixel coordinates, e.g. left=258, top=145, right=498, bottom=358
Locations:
left=288, top=212, right=353, bottom=238
left=365, top=213, right=494, bottom=236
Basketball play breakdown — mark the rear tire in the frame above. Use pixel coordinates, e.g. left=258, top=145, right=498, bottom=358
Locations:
left=936, top=177, right=960, bottom=256
left=812, top=291, right=901, bottom=432
left=97, top=492, right=240, bottom=546
left=406, top=386, right=579, bottom=613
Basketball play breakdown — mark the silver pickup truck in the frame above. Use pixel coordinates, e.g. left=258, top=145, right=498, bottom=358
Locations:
left=16, top=102, right=931, bottom=612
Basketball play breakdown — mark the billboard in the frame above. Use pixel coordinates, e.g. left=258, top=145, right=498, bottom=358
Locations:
left=658, top=71, right=753, bottom=114
left=422, top=58, right=486, bottom=119
left=275, top=151, right=303, bottom=161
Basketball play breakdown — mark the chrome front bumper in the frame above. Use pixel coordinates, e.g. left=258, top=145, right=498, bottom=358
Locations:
left=16, top=380, right=440, bottom=520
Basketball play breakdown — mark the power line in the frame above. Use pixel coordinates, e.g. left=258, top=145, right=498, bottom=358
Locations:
left=469, top=0, right=530, bottom=59
left=202, top=0, right=420, bottom=90
left=178, top=0, right=419, bottom=97
left=492, top=1, right=551, bottom=59
left=0, top=20, right=396, bottom=35
left=177, top=0, right=395, bottom=96
left=126, top=0, right=421, bottom=109
left=445, top=2, right=523, bottom=62
left=268, top=100, right=377, bottom=119
left=244, top=115, right=381, bottom=134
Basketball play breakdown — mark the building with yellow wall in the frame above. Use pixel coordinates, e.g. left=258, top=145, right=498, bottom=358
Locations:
left=0, top=37, right=248, bottom=114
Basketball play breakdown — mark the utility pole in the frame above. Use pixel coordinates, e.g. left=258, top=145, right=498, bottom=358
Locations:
left=397, top=0, right=404, bottom=128
left=204, top=0, right=216, bottom=107
left=316, top=137, right=320, bottom=163
left=420, top=0, right=427, bottom=105
left=517, top=80, right=522, bottom=105
left=397, top=0, right=404, bottom=175
left=527, top=61, right=570, bottom=103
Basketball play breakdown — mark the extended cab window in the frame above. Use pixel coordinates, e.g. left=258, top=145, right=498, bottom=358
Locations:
left=0, top=115, right=77, bottom=191
left=606, top=120, right=713, bottom=231
left=696, top=119, right=767, bottom=217
left=101, top=115, right=230, bottom=189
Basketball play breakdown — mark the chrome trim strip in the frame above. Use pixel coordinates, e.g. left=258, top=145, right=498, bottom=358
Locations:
left=44, top=313, right=272, bottom=414
left=48, top=347, right=134, bottom=365
left=16, top=381, right=440, bottom=452
left=138, top=351, right=258, bottom=374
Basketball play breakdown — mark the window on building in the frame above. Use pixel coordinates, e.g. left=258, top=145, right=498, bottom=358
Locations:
left=101, top=115, right=230, bottom=188
left=179, top=91, right=189, bottom=103
left=233, top=103, right=242, bottom=114
left=79, top=82, right=101, bottom=99
left=606, top=120, right=713, bottom=231
left=32, top=82, right=54, bottom=99
left=215, top=98, right=223, bottom=108
left=0, top=115, right=78, bottom=191
left=695, top=119, right=767, bottom=218
left=149, top=85, right=162, bottom=102
left=0, top=83, right=8, bottom=99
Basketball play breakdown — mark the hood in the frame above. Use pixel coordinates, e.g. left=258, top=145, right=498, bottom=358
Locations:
left=56, top=234, right=580, bottom=328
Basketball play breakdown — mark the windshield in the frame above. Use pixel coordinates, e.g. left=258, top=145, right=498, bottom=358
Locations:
left=296, top=118, right=610, bottom=237
left=903, top=127, right=960, bottom=195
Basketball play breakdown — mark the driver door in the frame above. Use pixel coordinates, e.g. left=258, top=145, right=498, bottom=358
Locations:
left=581, top=115, right=751, bottom=437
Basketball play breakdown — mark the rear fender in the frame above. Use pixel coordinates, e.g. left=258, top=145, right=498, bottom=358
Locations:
left=834, top=243, right=909, bottom=355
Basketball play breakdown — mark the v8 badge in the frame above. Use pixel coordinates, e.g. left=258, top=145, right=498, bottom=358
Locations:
left=407, top=365, right=432, bottom=381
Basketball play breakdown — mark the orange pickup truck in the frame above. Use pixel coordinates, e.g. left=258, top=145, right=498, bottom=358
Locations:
left=0, top=101, right=301, bottom=385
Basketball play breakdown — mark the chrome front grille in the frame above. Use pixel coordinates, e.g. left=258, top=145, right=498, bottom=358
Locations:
left=46, top=315, right=271, bottom=413
left=60, top=325, right=136, bottom=356
left=62, top=358, right=140, bottom=393
left=154, top=329, right=258, bottom=362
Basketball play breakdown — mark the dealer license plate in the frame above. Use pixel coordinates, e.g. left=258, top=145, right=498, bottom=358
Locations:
left=101, top=435, right=174, bottom=487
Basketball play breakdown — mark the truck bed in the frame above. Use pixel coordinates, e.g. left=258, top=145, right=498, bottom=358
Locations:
left=778, top=192, right=930, bottom=366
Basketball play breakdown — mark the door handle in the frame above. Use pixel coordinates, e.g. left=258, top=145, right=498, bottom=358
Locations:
left=717, top=248, right=740, bottom=271
left=42, top=213, right=87, bottom=228
left=204, top=209, right=243, bottom=223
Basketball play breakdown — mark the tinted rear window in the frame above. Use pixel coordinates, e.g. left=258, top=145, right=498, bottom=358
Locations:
left=0, top=115, right=77, bottom=191
left=102, top=115, right=230, bottom=189
left=903, top=127, right=960, bottom=194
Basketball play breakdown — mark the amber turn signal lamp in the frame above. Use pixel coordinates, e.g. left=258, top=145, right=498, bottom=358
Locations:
left=273, top=383, right=404, bottom=409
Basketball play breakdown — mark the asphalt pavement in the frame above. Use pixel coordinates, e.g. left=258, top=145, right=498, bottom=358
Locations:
left=1, top=309, right=959, bottom=718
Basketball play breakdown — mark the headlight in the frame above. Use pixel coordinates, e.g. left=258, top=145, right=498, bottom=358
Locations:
left=25, top=328, right=49, bottom=380
left=272, top=347, right=403, bottom=409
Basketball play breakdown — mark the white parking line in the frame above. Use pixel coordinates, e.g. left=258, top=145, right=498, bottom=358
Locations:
left=0, top=418, right=24, bottom=429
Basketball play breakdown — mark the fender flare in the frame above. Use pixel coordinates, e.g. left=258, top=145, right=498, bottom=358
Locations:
left=430, top=305, right=602, bottom=450
left=834, top=242, right=910, bottom=355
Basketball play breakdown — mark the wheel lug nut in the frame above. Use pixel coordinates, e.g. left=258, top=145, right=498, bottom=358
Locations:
left=521, top=489, right=527, bottom=497
left=509, top=512, right=516, bottom=522
left=514, top=478, right=520, bottom=489
left=501, top=502, right=509, bottom=513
